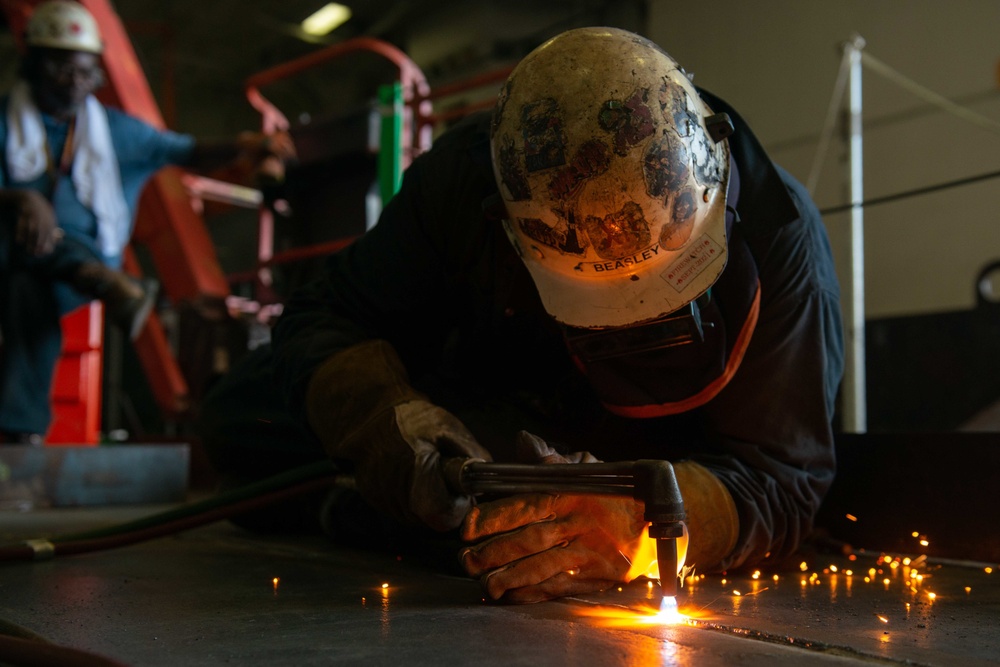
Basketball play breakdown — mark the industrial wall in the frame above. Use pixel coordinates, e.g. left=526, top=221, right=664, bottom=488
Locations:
left=646, top=0, right=1000, bottom=320
left=643, top=1, right=1000, bottom=430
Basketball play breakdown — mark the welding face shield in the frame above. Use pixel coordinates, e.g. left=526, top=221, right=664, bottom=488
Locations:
left=561, top=293, right=711, bottom=364
left=491, top=28, right=743, bottom=411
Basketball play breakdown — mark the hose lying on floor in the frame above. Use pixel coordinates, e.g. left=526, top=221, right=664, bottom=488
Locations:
left=0, top=461, right=355, bottom=667
left=0, top=459, right=348, bottom=562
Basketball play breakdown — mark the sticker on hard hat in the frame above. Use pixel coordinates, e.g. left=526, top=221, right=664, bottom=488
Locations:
left=661, top=235, right=723, bottom=292
left=522, top=99, right=566, bottom=172
left=598, top=89, right=655, bottom=157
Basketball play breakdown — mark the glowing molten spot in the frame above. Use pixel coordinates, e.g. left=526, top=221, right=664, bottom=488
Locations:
left=655, top=595, right=686, bottom=624
left=575, top=596, right=694, bottom=628
left=574, top=525, right=698, bottom=630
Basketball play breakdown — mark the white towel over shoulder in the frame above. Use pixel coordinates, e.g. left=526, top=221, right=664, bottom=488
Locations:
left=6, top=79, right=130, bottom=257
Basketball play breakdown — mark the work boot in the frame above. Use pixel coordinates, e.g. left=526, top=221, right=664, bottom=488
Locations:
left=72, top=262, right=159, bottom=340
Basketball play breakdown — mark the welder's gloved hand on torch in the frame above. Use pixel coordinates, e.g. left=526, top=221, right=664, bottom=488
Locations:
left=306, top=340, right=491, bottom=532
left=460, top=431, right=742, bottom=603
left=459, top=431, right=651, bottom=604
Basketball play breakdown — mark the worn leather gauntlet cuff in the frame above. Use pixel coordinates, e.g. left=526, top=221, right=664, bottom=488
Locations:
left=305, top=339, right=424, bottom=460
left=673, top=460, right=740, bottom=572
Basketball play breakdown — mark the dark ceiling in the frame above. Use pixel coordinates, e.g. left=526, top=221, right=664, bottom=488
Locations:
left=110, top=0, right=646, bottom=135
left=1, top=0, right=647, bottom=135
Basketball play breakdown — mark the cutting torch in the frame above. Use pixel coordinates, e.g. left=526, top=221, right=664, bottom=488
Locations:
left=444, top=458, right=687, bottom=597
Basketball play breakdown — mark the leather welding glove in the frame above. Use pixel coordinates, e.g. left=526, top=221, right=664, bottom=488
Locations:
left=459, top=430, right=740, bottom=603
left=459, top=431, right=646, bottom=603
left=306, top=339, right=491, bottom=532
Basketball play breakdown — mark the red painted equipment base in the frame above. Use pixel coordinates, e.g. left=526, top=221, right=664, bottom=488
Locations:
left=48, top=302, right=104, bottom=446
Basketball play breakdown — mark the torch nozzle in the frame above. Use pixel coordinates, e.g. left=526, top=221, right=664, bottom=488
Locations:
left=652, top=533, right=681, bottom=597
left=638, top=461, right=686, bottom=598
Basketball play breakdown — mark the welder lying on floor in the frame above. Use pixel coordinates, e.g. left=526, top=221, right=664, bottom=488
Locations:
left=198, top=27, right=845, bottom=604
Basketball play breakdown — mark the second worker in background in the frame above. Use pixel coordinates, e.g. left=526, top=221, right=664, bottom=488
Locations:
left=0, top=0, right=295, bottom=445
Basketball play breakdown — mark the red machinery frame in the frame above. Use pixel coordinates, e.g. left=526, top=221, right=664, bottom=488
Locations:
left=240, top=39, right=512, bottom=287
left=1, top=0, right=228, bottom=424
left=242, top=37, right=431, bottom=302
left=2, top=0, right=514, bottom=439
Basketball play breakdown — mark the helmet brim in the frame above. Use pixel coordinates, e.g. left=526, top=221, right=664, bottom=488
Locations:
left=511, top=182, right=729, bottom=329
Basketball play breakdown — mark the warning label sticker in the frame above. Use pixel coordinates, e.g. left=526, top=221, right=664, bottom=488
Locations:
left=661, top=235, right=723, bottom=293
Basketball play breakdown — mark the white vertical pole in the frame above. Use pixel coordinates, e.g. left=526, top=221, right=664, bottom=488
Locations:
left=843, top=35, right=867, bottom=432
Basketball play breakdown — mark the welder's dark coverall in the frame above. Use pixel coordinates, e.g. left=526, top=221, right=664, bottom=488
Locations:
left=200, top=90, right=844, bottom=573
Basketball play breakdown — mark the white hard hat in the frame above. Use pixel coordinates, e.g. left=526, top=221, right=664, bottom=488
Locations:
left=491, top=27, right=732, bottom=329
left=26, top=0, right=103, bottom=54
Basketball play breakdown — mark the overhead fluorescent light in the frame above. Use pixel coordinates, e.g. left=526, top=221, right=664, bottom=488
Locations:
left=301, top=3, right=352, bottom=36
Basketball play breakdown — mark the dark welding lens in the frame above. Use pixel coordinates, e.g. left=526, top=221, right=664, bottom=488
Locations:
left=564, top=300, right=706, bottom=363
